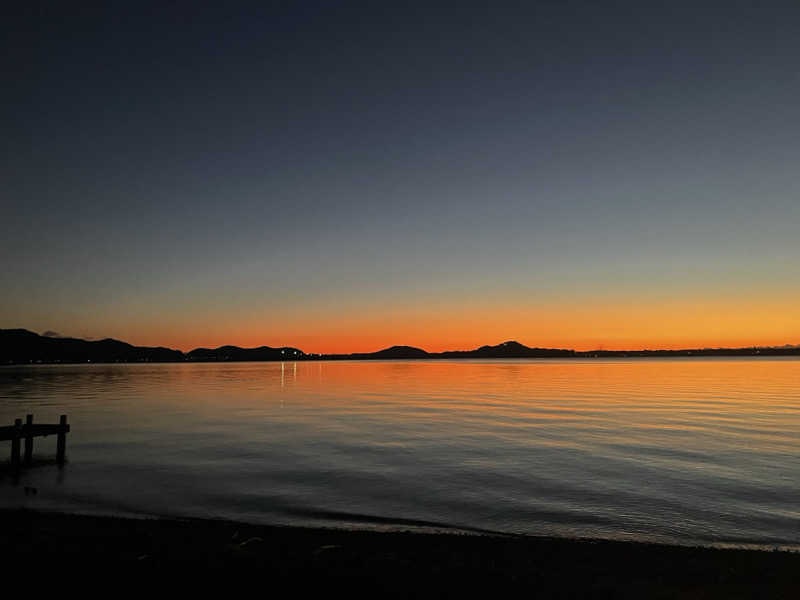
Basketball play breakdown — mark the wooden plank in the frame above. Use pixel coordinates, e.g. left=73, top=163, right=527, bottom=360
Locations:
left=24, top=424, right=69, bottom=436
left=0, top=423, right=70, bottom=441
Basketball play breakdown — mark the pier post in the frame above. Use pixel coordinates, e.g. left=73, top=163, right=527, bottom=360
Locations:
left=11, top=418, right=22, bottom=468
left=24, top=414, right=34, bottom=465
left=56, top=415, right=67, bottom=465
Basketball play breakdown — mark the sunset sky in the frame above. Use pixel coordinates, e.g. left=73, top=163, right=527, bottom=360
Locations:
left=3, top=1, right=800, bottom=353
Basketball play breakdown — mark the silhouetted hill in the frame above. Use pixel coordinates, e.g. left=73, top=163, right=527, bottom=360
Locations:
left=3, top=329, right=800, bottom=365
left=373, top=345, right=429, bottom=358
left=186, top=345, right=305, bottom=361
left=326, top=345, right=429, bottom=360
left=0, top=329, right=183, bottom=364
left=321, top=341, right=575, bottom=360
left=438, top=341, right=575, bottom=359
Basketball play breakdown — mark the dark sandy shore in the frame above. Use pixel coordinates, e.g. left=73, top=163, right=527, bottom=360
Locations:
left=2, top=509, right=798, bottom=597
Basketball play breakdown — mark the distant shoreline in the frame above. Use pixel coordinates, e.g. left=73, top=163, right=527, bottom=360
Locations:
left=2, top=328, right=800, bottom=365
left=5, top=353, right=800, bottom=367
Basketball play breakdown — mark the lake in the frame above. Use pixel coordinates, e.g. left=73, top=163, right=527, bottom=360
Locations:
left=1, top=358, right=798, bottom=549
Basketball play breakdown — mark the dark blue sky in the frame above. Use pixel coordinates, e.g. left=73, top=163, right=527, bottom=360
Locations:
left=3, top=1, right=800, bottom=350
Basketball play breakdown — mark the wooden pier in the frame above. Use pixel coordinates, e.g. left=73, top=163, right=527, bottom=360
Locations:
left=0, top=415, right=69, bottom=468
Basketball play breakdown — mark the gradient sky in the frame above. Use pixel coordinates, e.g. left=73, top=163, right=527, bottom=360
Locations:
left=3, top=1, right=800, bottom=352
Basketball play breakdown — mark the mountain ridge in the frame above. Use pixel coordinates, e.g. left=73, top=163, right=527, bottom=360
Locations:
left=2, top=329, right=799, bottom=364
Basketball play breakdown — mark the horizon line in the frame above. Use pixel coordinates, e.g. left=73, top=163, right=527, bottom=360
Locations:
left=5, top=328, right=800, bottom=356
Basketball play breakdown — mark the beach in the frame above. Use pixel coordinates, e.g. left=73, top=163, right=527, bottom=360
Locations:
left=3, top=509, right=798, bottom=597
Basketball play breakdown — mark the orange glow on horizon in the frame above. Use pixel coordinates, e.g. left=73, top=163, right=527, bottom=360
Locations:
left=112, top=295, right=800, bottom=354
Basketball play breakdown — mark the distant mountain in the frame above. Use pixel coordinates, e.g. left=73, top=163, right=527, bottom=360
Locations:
left=186, top=345, right=305, bottom=361
left=2, top=328, right=799, bottom=365
left=0, top=329, right=183, bottom=364
left=326, top=345, right=430, bottom=360
left=322, top=341, right=575, bottom=360
left=371, top=345, right=429, bottom=358
left=438, top=341, right=575, bottom=359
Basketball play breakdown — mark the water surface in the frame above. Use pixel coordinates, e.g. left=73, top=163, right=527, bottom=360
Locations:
left=1, top=358, right=798, bottom=548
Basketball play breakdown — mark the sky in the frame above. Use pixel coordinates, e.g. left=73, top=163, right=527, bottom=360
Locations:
left=3, top=1, right=800, bottom=352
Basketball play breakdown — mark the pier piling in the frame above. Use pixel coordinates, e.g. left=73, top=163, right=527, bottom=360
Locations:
left=11, top=419, right=22, bottom=468
left=24, top=414, right=33, bottom=466
left=56, top=415, right=67, bottom=465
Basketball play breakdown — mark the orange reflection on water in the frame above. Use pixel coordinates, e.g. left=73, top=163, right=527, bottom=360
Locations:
left=3, top=358, right=800, bottom=547
left=87, top=357, right=800, bottom=424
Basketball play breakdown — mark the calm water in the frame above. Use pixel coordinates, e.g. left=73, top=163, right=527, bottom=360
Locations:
left=1, top=358, right=799, bottom=548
